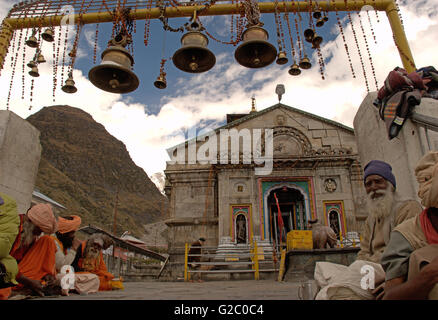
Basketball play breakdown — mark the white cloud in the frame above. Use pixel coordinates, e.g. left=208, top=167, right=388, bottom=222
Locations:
left=0, top=0, right=437, bottom=178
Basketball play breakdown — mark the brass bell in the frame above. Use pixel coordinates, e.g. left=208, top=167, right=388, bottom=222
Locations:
left=316, top=18, right=325, bottom=28
left=313, top=9, right=322, bottom=20
left=288, top=63, right=301, bottom=76
left=154, top=73, right=167, bottom=89
left=62, top=72, right=78, bottom=94
left=25, top=34, right=38, bottom=48
left=41, top=28, right=54, bottom=42
left=88, top=42, right=139, bottom=94
left=304, top=28, right=315, bottom=43
left=172, top=31, right=216, bottom=73
left=312, top=34, right=323, bottom=47
left=28, top=65, right=40, bottom=77
left=234, top=26, right=277, bottom=68
left=323, top=14, right=329, bottom=22
left=299, top=55, right=312, bottom=70
left=37, top=52, right=46, bottom=64
left=27, top=60, right=37, bottom=68
left=276, top=51, right=288, bottom=65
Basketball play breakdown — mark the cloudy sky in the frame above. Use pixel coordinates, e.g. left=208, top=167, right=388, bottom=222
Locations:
left=0, top=0, right=437, bottom=182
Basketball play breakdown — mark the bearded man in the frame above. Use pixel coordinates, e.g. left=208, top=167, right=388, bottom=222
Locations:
left=72, top=234, right=115, bottom=291
left=0, top=203, right=58, bottom=299
left=382, top=151, right=438, bottom=299
left=314, top=160, right=422, bottom=300
left=53, top=216, right=100, bottom=296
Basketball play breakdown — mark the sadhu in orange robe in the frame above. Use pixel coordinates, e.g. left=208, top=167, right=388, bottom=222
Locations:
left=0, top=215, right=56, bottom=300
left=73, top=241, right=114, bottom=291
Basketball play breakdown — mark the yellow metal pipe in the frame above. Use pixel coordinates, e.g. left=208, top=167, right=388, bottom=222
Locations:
left=385, top=1, right=416, bottom=72
left=184, top=242, right=189, bottom=282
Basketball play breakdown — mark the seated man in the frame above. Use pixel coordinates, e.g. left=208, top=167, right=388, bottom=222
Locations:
left=53, top=215, right=100, bottom=296
left=72, top=234, right=116, bottom=291
left=0, top=203, right=59, bottom=299
left=0, top=193, right=20, bottom=289
left=314, top=160, right=422, bottom=300
left=382, top=151, right=438, bottom=299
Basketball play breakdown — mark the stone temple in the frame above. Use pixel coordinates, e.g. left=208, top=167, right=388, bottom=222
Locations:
left=163, top=102, right=370, bottom=257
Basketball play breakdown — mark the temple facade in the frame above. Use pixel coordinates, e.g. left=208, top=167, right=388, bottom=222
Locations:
left=164, top=103, right=368, bottom=253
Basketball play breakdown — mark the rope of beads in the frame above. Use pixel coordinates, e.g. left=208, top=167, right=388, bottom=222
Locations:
left=392, top=34, right=416, bottom=70
left=332, top=0, right=355, bottom=78
left=284, top=7, right=297, bottom=64
left=293, top=2, right=303, bottom=61
left=362, top=0, right=377, bottom=45
left=393, top=0, right=404, bottom=30
left=371, top=0, right=380, bottom=23
left=355, top=0, right=378, bottom=90
left=144, top=0, right=153, bottom=46
left=274, top=0, right=286, bottom=52
left=345, top=0, right=369, bottom=92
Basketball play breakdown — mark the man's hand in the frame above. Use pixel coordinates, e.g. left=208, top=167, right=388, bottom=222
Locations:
left=420, top=256, right=438, bottom=283
left=372, top=282, right=385, bottom=300
left=17, top=274, right=44, bottom=297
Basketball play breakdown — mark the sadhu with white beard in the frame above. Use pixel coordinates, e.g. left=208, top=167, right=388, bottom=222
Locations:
left=382, top=151, right=438, bottom=299
left=314, top=160, right=422, bottom=300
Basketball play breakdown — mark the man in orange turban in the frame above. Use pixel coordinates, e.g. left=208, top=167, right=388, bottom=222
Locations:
left=382, top=151, right=438, bottom=299
left=0, top=203, right=58, bottom=300
left=53, top=215, right=100, bottom=296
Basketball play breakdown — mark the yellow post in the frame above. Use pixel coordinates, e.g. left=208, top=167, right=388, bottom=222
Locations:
left=184, top=242, right=189, bottom=282
left=253, top=240, right=259, bottom=280
left=385, top=1, right=415, bottom=73
left=0, top=22, right=13, bottom=76
left=340, top=234, right=344, bottom=248
left=352, top=237, right=356, bottom=247
left=278, top=248, right=287, bottom=282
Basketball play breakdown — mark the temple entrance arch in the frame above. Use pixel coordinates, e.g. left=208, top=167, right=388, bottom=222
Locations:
left=266, top=186, right=307, bottom=248
left=329, top=210, right=341, bottom=240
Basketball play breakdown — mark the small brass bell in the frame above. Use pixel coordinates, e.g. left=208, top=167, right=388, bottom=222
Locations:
left=304, top=28, right=315, bottom=43
left=316, top=18, right=325, bottom=28
left=172, top=31, right=216, bottom=73
left=313, top=9, right=322, bottom=20
left=88, top=35, right=139, bottom=94
left=154, top=72, right=167, bottom=89
left=276, top=51, right=288, bottom=65
left=28, top=65, right=40, bottom=77
left=37, top=52, right=46, bottom=64
left=62, top=72, right=78, bottom=94
left=312, top=34, right=323, bottom=47
left=27, top=60, right=37, bottom=68
left=288, top=63, right=301, bottom=76
left=41, top=28, right=54, bottom=42
left=323, top=14, right=329, bottom=22
left=25, top=34, right=38, bottom=48
left=299, top=55, right=312, bottom=70
left=68, top=49, right=77, bottom=58
left=234, top=26, right=277, bottom=68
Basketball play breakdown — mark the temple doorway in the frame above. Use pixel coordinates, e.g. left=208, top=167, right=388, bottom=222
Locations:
left=267, top=187, right=306, bottom=248
left=329, top=210, right=341, bottom=240
left=236, top=214, right=247, bottom=244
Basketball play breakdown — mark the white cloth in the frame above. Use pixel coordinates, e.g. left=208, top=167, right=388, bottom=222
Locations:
left=314, top=260, right=385, bottom=300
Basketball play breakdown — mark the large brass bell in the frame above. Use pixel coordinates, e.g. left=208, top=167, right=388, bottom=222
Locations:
left=316, top=18, right=325, bottom=27
left=172, top=31, right=216, bottom=73
left=27, top=60, right=37, bottom=68
left=41, top=28, right=54, bottom=42
left=299, top=55, right=312, bottom=70
left=28, top=65, right=40, bottom=77
left=288, top=63, right=301, bottom=76
left=313, top=9, right=322, bottom=19
left=154, top=72, right=167, bottom=89
left=25, top=34, right=38, bottom=48
left=276, top=51, right=288, bottom=65
left=234, top=26, right=277, bottom=68
left=88, top=35, right=139, bottom=94
left=304, top=28, right=315, bottom=43
left=37, top=52, right=46, bottom=64
left=312, top=33, right=323, bottom=47
left=62, top=72, right=78, bottom=94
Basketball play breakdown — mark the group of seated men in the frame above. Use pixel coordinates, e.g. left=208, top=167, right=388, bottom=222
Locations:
left=315, top=151, right=438, bottom=300
left=0, top=199, right=117, bottom=299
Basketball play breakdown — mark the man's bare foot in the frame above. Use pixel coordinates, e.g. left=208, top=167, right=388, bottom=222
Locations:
left=61, top=289, right=69, bottom=296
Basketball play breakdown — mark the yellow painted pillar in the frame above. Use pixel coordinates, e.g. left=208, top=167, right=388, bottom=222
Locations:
left=253, top=240, right=259, bottom=280
left=184, top=242, right=189, bottom=282
left=278, top=248, right=287, bottom=282
left=385, top=1, right=416, bottom=73
left=0, top=22, right=14, bottom=76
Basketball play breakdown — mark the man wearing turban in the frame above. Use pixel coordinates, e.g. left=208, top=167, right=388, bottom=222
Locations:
left=0, top=203, right=58, bottom=300
left=382, top=151, right=438, bottom=299
left=314, top=160, right=422, bottom=300
left=52, top=215, right=100, bottom=296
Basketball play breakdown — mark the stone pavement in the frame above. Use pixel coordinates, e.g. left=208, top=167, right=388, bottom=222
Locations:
left=34, top=280, right=302, bottom=300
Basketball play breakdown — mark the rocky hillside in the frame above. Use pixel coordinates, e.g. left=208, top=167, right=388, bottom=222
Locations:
left=27, top=105, right=169, bottom=238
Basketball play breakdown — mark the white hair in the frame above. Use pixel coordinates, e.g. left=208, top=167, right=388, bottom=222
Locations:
left=366, top=183, right=395, bottom=220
